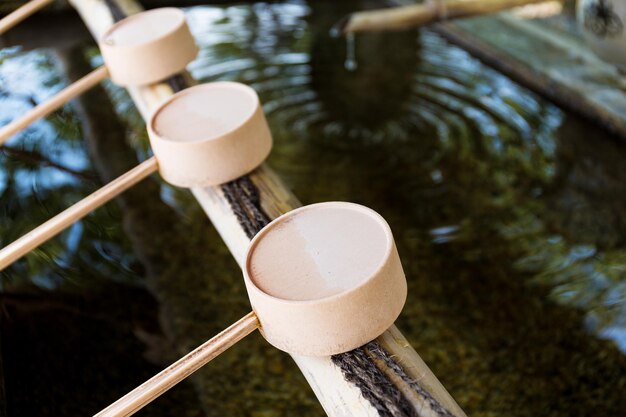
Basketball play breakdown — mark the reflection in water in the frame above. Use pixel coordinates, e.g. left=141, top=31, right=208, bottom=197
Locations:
left=516, top=115, right=626, bottom=351
left=0, top=48, right=137, bottom=291
left=1, top=1, right=625, bottom=416
left=0, top=44, right=205, bottom=416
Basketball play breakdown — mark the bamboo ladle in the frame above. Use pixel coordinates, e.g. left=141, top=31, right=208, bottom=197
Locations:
left=0, top=82, right=272, bottom=269
left=336, top=0, right=561, bottom=34
left=94, top=202, right=408, bottom=417
left=0, top=7, right=198, bottom=145
left=0, top=0, right=54, bottom=35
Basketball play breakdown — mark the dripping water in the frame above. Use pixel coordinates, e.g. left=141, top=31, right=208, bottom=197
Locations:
left=344, top=32, right=358, bottom=71
left=328, top=17, right=357, bottom=72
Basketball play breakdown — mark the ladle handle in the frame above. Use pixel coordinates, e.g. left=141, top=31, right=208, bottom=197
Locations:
left=0, top=65, right=109, bottom=145
left=0, top=0, right=54, bottom=35
left=0, top=156, right=158, bottom=270
left=94, top=312, right=259, bottom=417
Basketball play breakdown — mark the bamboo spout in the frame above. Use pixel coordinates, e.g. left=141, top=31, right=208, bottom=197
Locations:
left=336, top=0, right=560, bottom=34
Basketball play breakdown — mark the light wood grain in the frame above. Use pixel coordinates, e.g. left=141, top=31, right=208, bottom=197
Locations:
left=94, top=312, right=259, bottom=417
left=0, top=65, right=109, bottom=145
left=0, top=0, right=53, bottom=34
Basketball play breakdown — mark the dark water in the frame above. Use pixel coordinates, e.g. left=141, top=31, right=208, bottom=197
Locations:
left=1, top=1, right=626, bottom=416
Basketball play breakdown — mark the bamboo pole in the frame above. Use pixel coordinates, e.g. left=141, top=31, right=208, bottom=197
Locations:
left=0, top=0, right=53, bottom=34
left=69, top=1, right=468, bottom=416
left=338, top=0, right=558, bottom=34
left=0, top=156, right=157, bottom=270
left=0, top=65, right=109, bottom=145
left=95, top=312, right=259, bottom=417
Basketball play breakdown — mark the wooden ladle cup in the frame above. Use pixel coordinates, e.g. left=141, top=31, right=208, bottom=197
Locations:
left=94, top=202, right=407, bottom=416
left=0, top=7, right=198, bottom=145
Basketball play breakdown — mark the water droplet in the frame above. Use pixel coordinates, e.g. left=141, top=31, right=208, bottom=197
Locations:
left=430, top=169, right=443, bottom=183
left=344, top=32, right=358, bottom=72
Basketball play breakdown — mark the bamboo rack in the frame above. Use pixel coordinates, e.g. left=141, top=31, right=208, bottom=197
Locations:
left=337, top=0, right=558, bottom=34
left=0, top=0, right=469, bottom=415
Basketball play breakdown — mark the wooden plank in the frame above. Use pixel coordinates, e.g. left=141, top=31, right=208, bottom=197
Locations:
left=432, top=14, right=626, bottom=139
left=68, top=1, right=467, bottom=416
